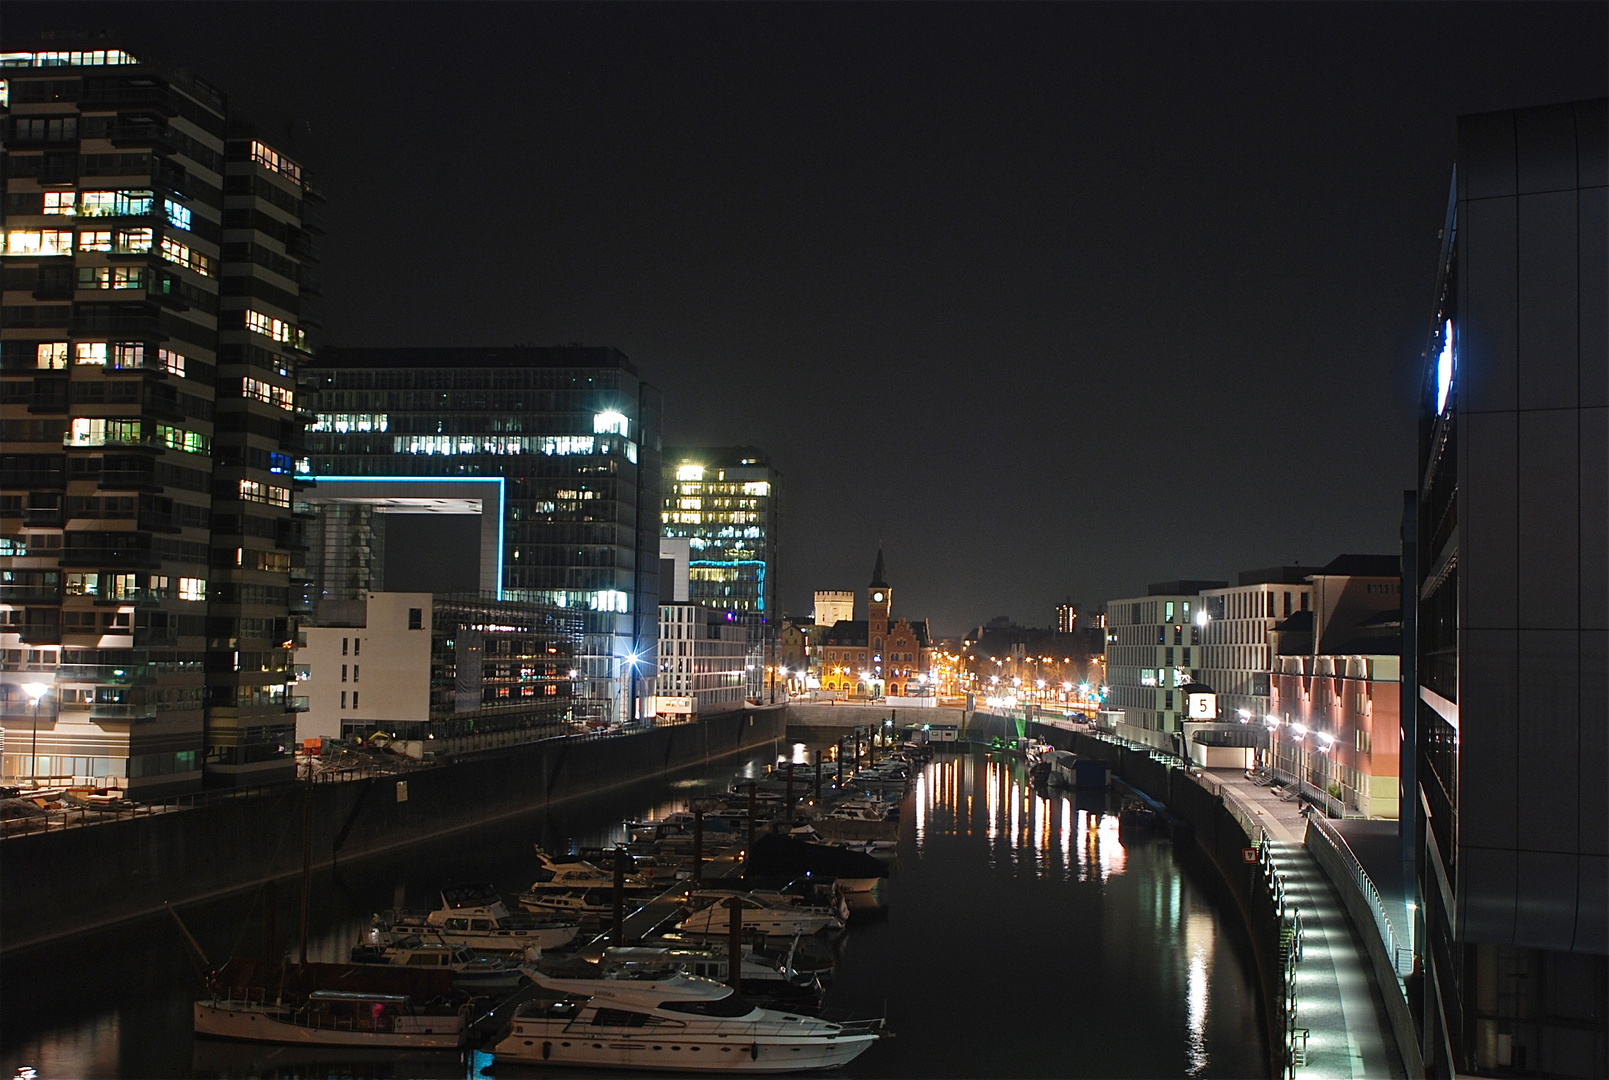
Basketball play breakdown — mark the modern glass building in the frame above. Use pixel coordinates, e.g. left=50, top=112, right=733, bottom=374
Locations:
left=1411, top=98, right=1606, bottom=1077
left=302, top=346, right=662, bottom=725
left=0, top=43, right=313, bottom=794
left=661, top=447, right=779, bottom=699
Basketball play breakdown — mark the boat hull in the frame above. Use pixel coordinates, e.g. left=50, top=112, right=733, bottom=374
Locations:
left=491, top=1024, right=876, bottom=1072
left=193, top=1002, right=467, bottom=1048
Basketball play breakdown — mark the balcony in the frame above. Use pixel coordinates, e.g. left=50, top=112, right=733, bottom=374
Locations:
left=132, top=625, right=177, bottom=648
left=57, top=664, right=149, bottom=684
left=0, top=586, right=62, bottom=604
left=109, top=121, right=178, bottom=152
left=88, top=702, right=157, bottom=722
left=22, top=507, right=65, bottom=528
left=81, top=85, right=176, bottom=115
left=19, top=621, right=63, bottom=645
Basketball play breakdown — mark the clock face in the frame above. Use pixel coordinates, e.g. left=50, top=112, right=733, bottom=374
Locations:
left=872, top=592, right=885, bottom=603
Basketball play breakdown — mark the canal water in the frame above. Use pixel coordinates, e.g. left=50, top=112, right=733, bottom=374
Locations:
left=0, top=745, right=1266, bottom=1078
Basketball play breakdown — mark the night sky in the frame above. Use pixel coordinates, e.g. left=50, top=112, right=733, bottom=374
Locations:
left=9, top=3, right=1606, bottom=634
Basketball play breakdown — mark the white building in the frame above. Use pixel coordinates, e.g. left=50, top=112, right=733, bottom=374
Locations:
left=812, top=590, right=855, bottom=630
left=653, top=603, right=747, bottom=717
left=1102, top=580, right=1224, bottom=752
left=297, top=592, right=432, bottom=743
left=1199, top=568, right=1314, bottom=724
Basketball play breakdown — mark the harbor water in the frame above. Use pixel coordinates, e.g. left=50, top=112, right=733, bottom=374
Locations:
left=0, top=744, right=1266, bottom=1078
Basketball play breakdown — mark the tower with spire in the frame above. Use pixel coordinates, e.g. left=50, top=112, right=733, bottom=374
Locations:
left=816, top=548, right=933, bottom=698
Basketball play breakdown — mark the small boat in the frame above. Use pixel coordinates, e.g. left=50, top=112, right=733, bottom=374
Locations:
left=348, top=936, right=538, bottom=992
left=488, top=964, right=883, bottom=1071
left=194, top=958, right=471, bottom=1048
left=583, top=944, right=822, bottom=1008
left=517, top=886, right=646, bottom=927
left=676, top=890, right=844, bottom=937
left=370, top=883, right=580, bottom=955
left=529, top=848, right=655, bottom=893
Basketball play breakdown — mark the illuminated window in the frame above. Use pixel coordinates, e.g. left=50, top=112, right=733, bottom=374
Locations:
left=36, top=342, right=67, bottom=369
left=164, top=199, right=191, bottom=231
left=160, top=236, right=213, bottom=276
left=67, top=417, right=141, bottom=446
left=242, top=377, right=295, bottom=411
left=0, top=49, right=142, bottom=67
left=74, top=342, right=108, bottom=365
left=676, top=465, right=705, bottom=481
left=593, top=411, right=629, bottom=437
left=78, top=190, right=153, bottom=218
left=4, top=229, right=73, bottom=255
left=64, top=573, right=98, bottom=596
left=43, top=191, right=76, bottom=215
left=250, top=141, right=302, bottom=184
left=238, top=479, right=290, bottom=507
left=311, top=413, right=388, bottom=433
left=78, top=265, right=145, bottom=289
left=157, top=348, right=186, bottom=377
left=154, top=424, right=210, bottom=455
left=742, top=482, right=770, bottom=496
left=244, top=309, right=306, bottom=349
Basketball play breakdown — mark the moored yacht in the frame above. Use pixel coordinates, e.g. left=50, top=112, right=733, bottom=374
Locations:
left=675, top=890, right=844, bottom=937
left=370, top=883, right=580, bottom=955
left=193, top=958, right=471, bottom=1048
left=489, top=964, right=882, bottom=1071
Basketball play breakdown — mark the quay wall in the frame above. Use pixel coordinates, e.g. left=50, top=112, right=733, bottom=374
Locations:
left=0, top=710, right=784, bottom=954
left=966, top=711, right=1286, bottom=1079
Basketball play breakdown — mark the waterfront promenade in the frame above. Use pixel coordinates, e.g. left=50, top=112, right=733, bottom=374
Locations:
left=1208, top=767, right=1408, bottom=1079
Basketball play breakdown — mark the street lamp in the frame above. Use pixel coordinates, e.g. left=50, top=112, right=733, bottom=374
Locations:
left=21, top=682, right=49, bottom=785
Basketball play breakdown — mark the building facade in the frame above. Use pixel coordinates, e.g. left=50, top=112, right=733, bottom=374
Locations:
left=812, top=590, right=853, bottom=632
left=0, top=44, right=311, bottom=795
left=301, top=346, right=662, bottom=727
left=296, top=590, right=578, bottom=744
left=1410, top=100, right=1607, bottom=1077
left=652, top=602, right=747, bottom=717
left=661, top=448, right=779, bottom=700
left=816, top=552, right=934, bottom=698
left=1263, top=555, right=1402, bottom=819
left=1199, top=567, right=1314, bottom=723
left=1101, top=581, right=1224, bottom=751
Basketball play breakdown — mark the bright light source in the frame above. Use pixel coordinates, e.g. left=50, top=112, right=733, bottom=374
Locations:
left=1195, top=610, right=1209, bottom=626
left=593, top=410, right=629, bottom=437
left=21, top=682, right=49, bottom=703
left=1436, top=319, right=1455, bottom=415
left=675, top=464, right=704, bottom=481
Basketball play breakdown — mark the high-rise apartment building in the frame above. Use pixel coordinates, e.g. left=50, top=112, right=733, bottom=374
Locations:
left=1410, top=99, right=1607, bottom=1077
left=301, top=346, right=662, bottom=726
left=661, top=447, right=779, bottom=699
left=1, top=42, right=312, bottom=794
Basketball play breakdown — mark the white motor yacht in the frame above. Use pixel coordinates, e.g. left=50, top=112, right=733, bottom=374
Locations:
left=349, top=936, right=537, bottom=992
left=529, top=847, right=655, bottom=892
left=371, top=883, right=580, bottom=954
left=489, top=965, right=882, bottom=1072
left=676, top=890, right=844, bottom=937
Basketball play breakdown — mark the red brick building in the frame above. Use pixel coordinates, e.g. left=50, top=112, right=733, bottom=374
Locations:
left=817, top=552, right=934, bottom=697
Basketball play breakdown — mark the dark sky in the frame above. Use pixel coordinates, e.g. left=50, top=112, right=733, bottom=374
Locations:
left=10, top=3, right=1606, bottom=634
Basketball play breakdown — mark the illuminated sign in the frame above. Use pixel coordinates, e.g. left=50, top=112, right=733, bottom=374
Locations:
left=1436, top=319, right=1455, bottom=415
left=1186, top=692, right=1217, bottom=719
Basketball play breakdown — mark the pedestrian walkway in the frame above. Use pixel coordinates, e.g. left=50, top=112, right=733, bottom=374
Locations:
left=1207, top=769, right=1407, bottom=1080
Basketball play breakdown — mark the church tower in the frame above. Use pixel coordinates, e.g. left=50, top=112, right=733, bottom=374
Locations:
left=869, top=549, right=890, bottom=679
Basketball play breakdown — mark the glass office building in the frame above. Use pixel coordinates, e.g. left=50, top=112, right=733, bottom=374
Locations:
left=302, top=346, right=662, bottom=725
left=662, top=447, right=779, bottom=699
left=1411, top=99, right=1606, bottom=1077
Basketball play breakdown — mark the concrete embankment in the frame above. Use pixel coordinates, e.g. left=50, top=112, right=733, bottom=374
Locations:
left=1, top=709, right=784, bottom=954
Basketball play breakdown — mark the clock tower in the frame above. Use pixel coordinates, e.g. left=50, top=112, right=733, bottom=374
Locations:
left=869, top=549, right=890, bottom=678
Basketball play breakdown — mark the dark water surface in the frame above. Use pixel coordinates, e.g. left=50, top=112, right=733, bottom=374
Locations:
left=0, top=746, right=1266, bottom=1078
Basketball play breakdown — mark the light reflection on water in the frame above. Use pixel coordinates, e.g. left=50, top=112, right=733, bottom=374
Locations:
left=1, top=746, right=1266, bottom=1079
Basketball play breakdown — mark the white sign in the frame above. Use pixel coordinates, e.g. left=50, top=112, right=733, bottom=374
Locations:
left=653, top=695, right=694, bottom=714
left=1187, top=692, right=1217, bottom=720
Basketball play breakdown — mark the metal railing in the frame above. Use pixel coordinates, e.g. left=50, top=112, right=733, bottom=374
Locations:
left=1305, top=814, right=1412, bottom=978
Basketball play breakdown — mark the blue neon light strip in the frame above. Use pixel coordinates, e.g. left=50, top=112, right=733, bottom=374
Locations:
left=310, top=475, right=506, bottom=599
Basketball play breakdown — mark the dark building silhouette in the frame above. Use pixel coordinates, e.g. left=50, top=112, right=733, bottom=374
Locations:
left=1410, top=98, right=1607, bottom=1077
